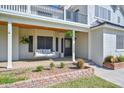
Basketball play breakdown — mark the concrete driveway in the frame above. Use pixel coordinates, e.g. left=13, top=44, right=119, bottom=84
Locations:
left=87, top=60, right=124, bottom=88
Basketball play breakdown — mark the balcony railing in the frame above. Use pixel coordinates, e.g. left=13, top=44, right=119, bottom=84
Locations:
left=30, top=5, right=64, bottom=20
left=0, top=5, right=88, bottom=24
left=66, top=10, right=87, bottom=24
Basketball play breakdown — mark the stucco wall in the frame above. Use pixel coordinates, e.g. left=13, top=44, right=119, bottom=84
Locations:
left=0, top=25, right=65, bottom=61
left=0, top=25, right=7, bottom=61
left=103, top=28, right=124, bottom=58
left=75, top=32, right=88, bottom=59
left=90, top=28, right=104, bottom=66
left=0, top=25, right=19, bottom=61
left=19, top=28, right=65, bottom=60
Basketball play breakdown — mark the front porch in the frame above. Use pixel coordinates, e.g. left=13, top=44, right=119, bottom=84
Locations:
left=0, top=20, right=90, bottom=69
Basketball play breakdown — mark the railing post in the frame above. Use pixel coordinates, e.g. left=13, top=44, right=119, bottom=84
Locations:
left=64, top=6, right=66, bottom=20
left=27, top=5, right=31, bottom=13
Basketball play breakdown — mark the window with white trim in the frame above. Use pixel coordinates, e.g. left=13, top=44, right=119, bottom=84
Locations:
left=95, top=5, right=111, bottom=21
left=116, top=35, right=124, bottom=49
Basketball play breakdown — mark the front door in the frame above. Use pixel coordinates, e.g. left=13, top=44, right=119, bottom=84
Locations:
left=64, top=38, right=72, bottom=56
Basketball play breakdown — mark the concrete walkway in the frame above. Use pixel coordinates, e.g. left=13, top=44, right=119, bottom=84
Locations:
left=87, top=60, right=124, bottom=88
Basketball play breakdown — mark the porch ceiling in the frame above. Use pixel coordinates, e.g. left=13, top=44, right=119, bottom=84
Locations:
left=13, top=23, right=68, bottom=32
left=0, top=21, right=68, bottom=32
left=0, top=13, right=89, bottom=32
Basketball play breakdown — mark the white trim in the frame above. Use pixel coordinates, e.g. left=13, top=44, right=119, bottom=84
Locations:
left=94, top=16, right=111, bottom=23
left=91, top=24, right=124, bottom=31
left=116, top=49, right=124, bottom=52
left=7, top=22, right=13, bottom=69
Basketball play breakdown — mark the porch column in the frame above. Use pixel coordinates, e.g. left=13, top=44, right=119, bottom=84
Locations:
left=72, top=30, right=76, bottom=62
left=7, top=22, right=13, bottom=69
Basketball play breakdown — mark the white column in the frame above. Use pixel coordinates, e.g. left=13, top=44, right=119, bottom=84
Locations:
left=34, top=29, right=37, bottom=51
left=58, top=37, right=61, bottom=58
left=64, top=7, right=66, bottom=20
left=7, top=22, right=13, bottom=69
left=88, top=30, right=91, bottom=60
left=72, top=30, right=76, bottom=62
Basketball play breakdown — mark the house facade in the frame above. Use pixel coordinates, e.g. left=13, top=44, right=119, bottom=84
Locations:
left=0, top=5, right=124, bottom=68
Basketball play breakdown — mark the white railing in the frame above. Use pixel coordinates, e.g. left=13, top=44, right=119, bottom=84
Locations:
left=0, top=5, right=88, bottom=24
left=30, top=5, right=64, bottom=20
left=0, top=5, right=27, bottom=13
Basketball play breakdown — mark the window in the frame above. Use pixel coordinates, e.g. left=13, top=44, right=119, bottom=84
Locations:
left=37, top=36, right=53, bottom=50
left=56, top=37, right=58, bottom=52
left=61, top=38, right=64, bottom=53
left=29, top=36, right=33, bottom=52
left=116, top=35, right=124, bottom=49
left=95, top=5, right=111, bottom=21
left=118, top=16, right=120, bottom=23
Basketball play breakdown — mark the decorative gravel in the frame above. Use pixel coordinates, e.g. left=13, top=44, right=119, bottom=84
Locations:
left=24, top=63, right=78, bottom=79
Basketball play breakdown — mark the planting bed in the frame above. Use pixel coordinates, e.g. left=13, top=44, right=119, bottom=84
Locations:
left=103, top=62, right=124, bottom=70
left=0, top=63, right=94, bottom=88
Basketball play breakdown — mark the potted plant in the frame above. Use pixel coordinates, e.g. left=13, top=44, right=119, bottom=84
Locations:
left=20, top=36, right=29, bottom=44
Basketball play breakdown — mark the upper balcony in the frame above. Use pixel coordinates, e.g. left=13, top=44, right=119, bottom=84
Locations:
left=0, top=5, right=88, bottom=24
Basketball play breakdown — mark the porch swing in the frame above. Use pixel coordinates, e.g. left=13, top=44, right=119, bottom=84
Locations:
left=34, top=49, right=57, bottom=58
left=33, top=36, right=57, bottom=58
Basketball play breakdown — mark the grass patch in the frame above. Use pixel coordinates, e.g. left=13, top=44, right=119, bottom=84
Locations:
left=0, top=68, right=30, bottom=85
left=49, top=76, right=120, bottom=88
left=0, top=74, right=27, bottom=84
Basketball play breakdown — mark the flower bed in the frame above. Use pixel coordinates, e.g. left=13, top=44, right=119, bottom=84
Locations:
left=0, top=63, right=94, bottom=88
left=103, top=55, right=124, bottom=70
left=103, top=62, right=124, bottom=70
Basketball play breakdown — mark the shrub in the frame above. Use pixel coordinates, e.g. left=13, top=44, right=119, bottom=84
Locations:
left=36, top=65, right=44, bottom=72
left=76, top=59, right=85, bottom=69
left=110, top=56, right=118, bottom=63
left=118, top=55, right=124, bottom=62
left=60, top=62, right=65, bottom=68
left=104, top=56, right=118, bottom=63
left=50, top=62, right=55, bottom=70
left=104, top=55, right=113, bottom=62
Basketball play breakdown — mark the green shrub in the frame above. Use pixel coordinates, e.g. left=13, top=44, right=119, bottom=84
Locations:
left=104, top=55, right=113, bottom=62
left=76, top=59, right=85, bottom=69
left=118, top=55, right=124, bottom=62
left=36, top=65, right=44, bottom=72
left=50, top=62, right=55, bottom=70
left=104, top=55, right=118, bottom=63
left=60, top=62, right=65, bottom=68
